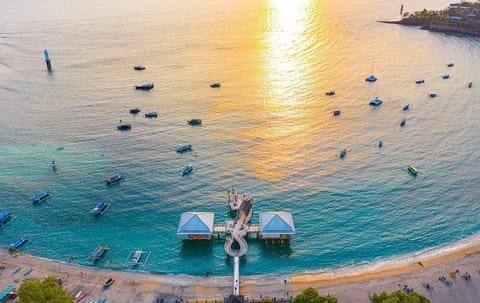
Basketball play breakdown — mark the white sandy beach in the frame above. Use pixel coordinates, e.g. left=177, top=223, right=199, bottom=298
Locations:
left=1, top=244, right=480, bottom=303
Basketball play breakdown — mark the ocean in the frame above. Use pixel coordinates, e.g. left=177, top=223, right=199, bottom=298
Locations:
left=1, top=0, right=479, bottom=276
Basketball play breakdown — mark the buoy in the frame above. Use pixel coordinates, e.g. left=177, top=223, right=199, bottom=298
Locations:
left=44, top=49, right=52, bottom=72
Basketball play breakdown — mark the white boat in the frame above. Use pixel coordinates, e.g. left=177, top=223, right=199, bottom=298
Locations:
left=131, top=250, right=143, bottom=266
left=369, top=97, right=383, bottom=106
left=407, top=164, right=418, bottom=176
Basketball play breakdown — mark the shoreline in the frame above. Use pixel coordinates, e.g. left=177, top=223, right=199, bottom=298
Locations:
left=2, top=240, right=480, bottom=302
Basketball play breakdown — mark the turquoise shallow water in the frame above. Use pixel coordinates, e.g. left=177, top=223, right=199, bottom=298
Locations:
left=0, top=0, right=479, bottom=276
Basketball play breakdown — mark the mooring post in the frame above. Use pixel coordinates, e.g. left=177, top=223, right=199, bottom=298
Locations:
left=44, top=49, right=52, bottom=71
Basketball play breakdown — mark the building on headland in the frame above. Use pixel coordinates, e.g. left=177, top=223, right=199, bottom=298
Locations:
left=259, top=212, right=295, bottom=241
left=177, top=212, right=214, bottom=240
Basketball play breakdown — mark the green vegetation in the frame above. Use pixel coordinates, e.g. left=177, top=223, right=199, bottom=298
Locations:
left=370, top=290, right=430, bottom=303
left=18, top=276, right=74, bottom=303
left=293, top=287, right=337, bottom=303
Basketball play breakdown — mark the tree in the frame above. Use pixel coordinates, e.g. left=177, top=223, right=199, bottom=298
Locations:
left=18, top=276, right=74, bottom=303
left=371, top=290, right=430, bottom=303
left=293, top=287, right=337, bottom=303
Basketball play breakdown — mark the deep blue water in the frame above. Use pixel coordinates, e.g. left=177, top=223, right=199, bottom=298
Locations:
left=0, top=0, right=479, bottom=276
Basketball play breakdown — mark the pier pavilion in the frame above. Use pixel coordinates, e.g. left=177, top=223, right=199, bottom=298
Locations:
left=259, top=212, right=295, bottom=241
left=177, top=212, right=214, bottom=240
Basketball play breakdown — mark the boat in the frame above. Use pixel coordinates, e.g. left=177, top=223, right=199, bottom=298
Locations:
left=90, top=245, right=109, bottom=261
left=75, top=291, right=86, bottom=302
left=187, top=119, right=202, bottom=126
left=365, top=75, right=377, bottom=82
left=91, top=202, right=109, bottom=216
left=131, top=250, right=143, bottom=266
left=23, top=268, right=33, bottom=276
left=0, top=212, right=11, bottom=225
left=32, top=191, right=50, bottom=204
left=182, top=165, right=193, bottom=176
left=326, top=90, right=335, bottom=96
left=400, top=118, right=406, bottom=127
left=133, top=65, right=146, bottom=71
left=378, top=139, right=383, bottom=148
left=407, top=164, right=418, bottom=176
left=339, top=149, right=347, bottom=158
left=51, top=160, right=57, bottom=170
left=369, top=97, right=383, bottom=106
left=105, top=174, right=123, bottom=185
left=134, top=82, right=154, bottom=90
left=429, top=92, right=437, bottom=98
left=468, top=82, right=473, bottom=88
left=442, top=74, right=450, bottom=79
left=210, top=82, right=221, bottom=88
left=447, top=63, right=454, bottom=67
left=176, top=144, right=192, bottom=154
left=415, top=79, right=425, bottom=84
left=8, top=237, right=28, bottom=252
left=144, top=112, right=158, bottom=118
left=129, top=108, right=140, bottom=114
left=333, top=110, right=341, bottom=116
left=103, top=278, right=115, bottom=288
left=117, top=124, right=132, bottom=131
left=403, top=104, right=410, bottom=111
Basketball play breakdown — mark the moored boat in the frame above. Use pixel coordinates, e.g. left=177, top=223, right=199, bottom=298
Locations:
left=133, top=65, right=146, bottom=70
left=144, top=112, right=158, bottom=118
left=75, top=291, right=86, bottom=302
left=32, top=191, right=50, bottom=204
left=365, top=75, right=377, bottom=82
left=105, top=174, right=123, bottom=185
left=442, top=74, right=450, bottom=79
left=403, top=104, right=410, bottom=111
left=339, top=149, right=347, bottom=158
left=378, top=139, right=383, bottom=148
left=187, top=119, right=202, bottom=126
left=91, top=202, right=110, bottom=216
left=176, top=144, right=192, bottom=154
left=210, top=82, right=221, bottom=88
left=468, top=82, right=473, bottom=88
left=103, top=278, right=115, bottom=288
left=182, top=165, right=193, bottom=176
left=333, top=109, right=341, bottom=116
left=326, top=90, right=335, bottom=96
left=0, top=212, right=11, bottom=225
left=369, top=97, right=383, bottom=106
left=407, top=164, right=418, bottom=176
left=129, top=108, right=140, bottom=114
left=8, top=237, right=28, bottom=252
left=131, top=250, right=143, bottom=266
left=117, top=124, right=132, bottom=131
left=415, top=79, right=425, bottom=84
left=429, top=92, right=437, bottom=98
left=134, top=82, right=154, bottom=90
left=90, top=245, right=109, bottom=261
left=400, top=118, right=406, bottom=127
left=447, top=63, right=454, bottom=67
